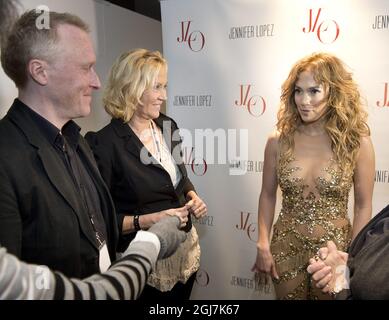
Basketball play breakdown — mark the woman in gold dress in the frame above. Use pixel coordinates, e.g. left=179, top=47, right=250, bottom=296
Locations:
left=252, top=53, right=375, bottom=299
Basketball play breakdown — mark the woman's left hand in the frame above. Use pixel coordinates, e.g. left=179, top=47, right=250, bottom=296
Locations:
left=186, top=191, right=207, bottom=219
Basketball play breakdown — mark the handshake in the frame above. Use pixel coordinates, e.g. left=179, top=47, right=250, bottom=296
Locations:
left=148, top=215, right=187, bottom=259
left=137, top=190, right=208, bottom=260
left=307, top=241, right=350, bottom=297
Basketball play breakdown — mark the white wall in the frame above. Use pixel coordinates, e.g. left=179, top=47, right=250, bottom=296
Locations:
left=0, top=0, right=163, bottom=133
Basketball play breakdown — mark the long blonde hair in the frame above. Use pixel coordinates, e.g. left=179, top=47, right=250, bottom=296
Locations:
left=103, top=49, right=167, bottom=122
left=277, top=52, right=370, bottom=176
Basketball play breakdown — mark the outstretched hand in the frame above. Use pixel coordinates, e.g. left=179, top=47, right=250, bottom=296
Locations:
left=307, top=241, right=349, bottom=294
left=148, top=216, right=187, bottom=259
left=164, top=206, right=189, bottom=228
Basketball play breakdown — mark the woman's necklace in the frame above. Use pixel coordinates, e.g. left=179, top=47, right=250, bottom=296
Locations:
left=150, top=120, right=161, bottom=162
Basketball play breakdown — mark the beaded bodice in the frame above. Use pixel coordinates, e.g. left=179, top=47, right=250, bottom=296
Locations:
left=277, top=154, right=353, bottom=235
left=271, top=153, right=353, bottom=299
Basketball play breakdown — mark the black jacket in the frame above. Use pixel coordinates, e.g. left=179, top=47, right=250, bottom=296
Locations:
left=0, top=99, right=118, bottom=278
left=341, top=204, right=389, bottom=299
left=85, top=113, right=195, bottom=246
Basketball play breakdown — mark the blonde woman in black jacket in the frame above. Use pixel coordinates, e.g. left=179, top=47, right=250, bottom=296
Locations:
left=86, top=49, right=207, bottom=300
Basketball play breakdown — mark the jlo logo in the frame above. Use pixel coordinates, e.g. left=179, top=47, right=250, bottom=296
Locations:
left=303, top=8, right=340, bottom=44
left=236, top=212, right=257, bottom=242
left=377, top=83, right=389, bottom=107
left=235, top=85, right=266, bottom=117
left=183, top=147, right=208, bottom=176
left=177, top=21, right=205, bottom=52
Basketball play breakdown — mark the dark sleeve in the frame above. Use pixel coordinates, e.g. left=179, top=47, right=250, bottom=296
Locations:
left=183, top=177, right=195, bottom=196
left=85, top=132, right=129, bottom=250
left=85, top=132, right=114, bottom=192
left=0, top=165, right=22, bottom=256
left=347, top=233, right=389, bottom=299
left=335, top=289, right=352, bottom=300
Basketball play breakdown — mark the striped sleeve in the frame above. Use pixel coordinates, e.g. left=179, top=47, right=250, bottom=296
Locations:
left=0, top=241, right=158, bottom=300
left=52, top=241, right=157, bottom=300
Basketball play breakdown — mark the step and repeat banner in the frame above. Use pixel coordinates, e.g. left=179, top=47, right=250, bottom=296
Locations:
left=161, top=0, right=389, bottom=299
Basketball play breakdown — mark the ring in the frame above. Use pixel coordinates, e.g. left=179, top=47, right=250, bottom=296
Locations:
left=314, top=255, right=320, bottom=261
left=316, top=250, right=327, bottom=261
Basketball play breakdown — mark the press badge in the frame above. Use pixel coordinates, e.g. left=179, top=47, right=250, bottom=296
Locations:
left=99, top=241, right=111, bottom=273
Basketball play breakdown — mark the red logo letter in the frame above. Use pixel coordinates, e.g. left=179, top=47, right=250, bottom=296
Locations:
left=377, top=83, right=389, bottom=107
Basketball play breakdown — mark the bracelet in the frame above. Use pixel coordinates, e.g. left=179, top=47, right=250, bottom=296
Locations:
left=133, top=215, right=141, bottom=231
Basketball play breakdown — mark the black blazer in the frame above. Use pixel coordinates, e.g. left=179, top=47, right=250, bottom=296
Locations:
left=0, top=100, right=118, bottom=278
left=341, top=204, right=389, bottom=299
left=85, top=113, right=195, bottom=245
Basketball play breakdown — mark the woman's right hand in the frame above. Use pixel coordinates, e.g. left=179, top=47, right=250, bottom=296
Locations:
left=163, top=206, right=189, bottom=228
left=251, top=244, right=279, bottom=280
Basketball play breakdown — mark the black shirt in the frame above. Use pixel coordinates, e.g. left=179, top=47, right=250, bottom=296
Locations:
left=20, top=99, right=108, bottom=248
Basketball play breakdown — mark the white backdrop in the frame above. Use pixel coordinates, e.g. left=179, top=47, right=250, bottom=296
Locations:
left=161, top=0, right=389, bottom=299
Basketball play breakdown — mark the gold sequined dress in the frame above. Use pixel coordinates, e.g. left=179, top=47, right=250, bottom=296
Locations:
left=270, top=153, right=353, bottom=299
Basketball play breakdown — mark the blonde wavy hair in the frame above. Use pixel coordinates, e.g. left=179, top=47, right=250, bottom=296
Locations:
left=103, top=48, right=167, bottom=122
left=277, top=52, right=370, bottom=176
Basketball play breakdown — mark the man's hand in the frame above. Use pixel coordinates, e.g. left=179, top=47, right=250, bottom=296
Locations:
left=164, top=206, right=189, bottom=228
left=307, top=241, right=349, bottom=294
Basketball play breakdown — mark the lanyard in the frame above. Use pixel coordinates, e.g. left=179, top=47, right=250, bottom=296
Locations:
left=150, top=120, right=162, bottom=162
